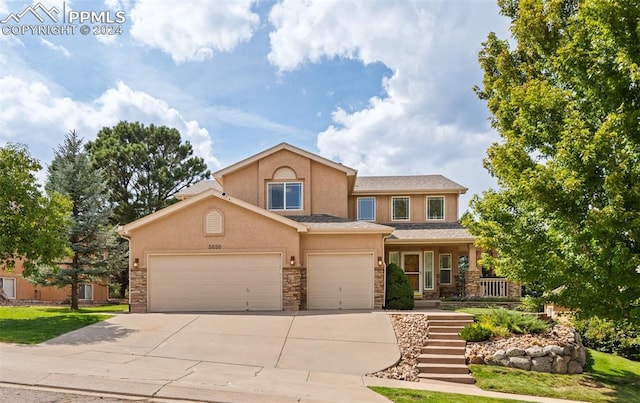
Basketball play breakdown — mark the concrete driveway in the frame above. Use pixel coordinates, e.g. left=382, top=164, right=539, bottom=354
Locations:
left=0, top=311, right=400, bottom=402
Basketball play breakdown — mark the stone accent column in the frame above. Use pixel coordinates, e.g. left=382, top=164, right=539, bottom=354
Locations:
left=508, top=280, right=522, bottom=297
left=282, top=266, right=301, bottom=311
left=374, top=265, right=385, bottom=309
left=129, top=266, right=147, bottom=313
left=300, top=267, right=307, bottom=310
left=465, top=244, right=481, bottom=298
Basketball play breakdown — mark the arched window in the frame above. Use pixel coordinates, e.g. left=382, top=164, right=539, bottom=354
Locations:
left=205, top=210, right=223, bottom=235
left=273, top=166, right=297, bottom=180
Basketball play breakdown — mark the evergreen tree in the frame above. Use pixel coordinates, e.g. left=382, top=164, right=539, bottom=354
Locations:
left=32, top=131, right=121, bottom=310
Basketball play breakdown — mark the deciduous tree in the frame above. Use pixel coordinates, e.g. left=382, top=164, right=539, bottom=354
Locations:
left=0, top=143, right=70, bottom=272
left=466, top=0, right=640, bottom=323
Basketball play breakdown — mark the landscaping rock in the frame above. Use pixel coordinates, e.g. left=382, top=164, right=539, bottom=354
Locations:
left=525, top=346, right=545, bottom=358
left=509, top=356, right=531, bottom=370
left=553, top=355, right=569, bottom=374
left=567, top=360, right=584, bottom=374
left=531, top=356, right=552, bottom=373
left=506, top=347, right=525, bottom=357
left=543, top=345, right=565, bottom=356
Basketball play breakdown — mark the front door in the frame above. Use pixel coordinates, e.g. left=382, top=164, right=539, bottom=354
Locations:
left=401, top=252, right=421, bottom=296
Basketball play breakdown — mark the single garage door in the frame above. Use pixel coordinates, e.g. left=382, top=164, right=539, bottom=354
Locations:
left=307, top=253, right=374, bottom=310
left=148, top=253, right=282, bottom=312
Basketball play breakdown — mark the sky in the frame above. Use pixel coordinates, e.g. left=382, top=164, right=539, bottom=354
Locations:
left=0, top=0, right=511, bottom=215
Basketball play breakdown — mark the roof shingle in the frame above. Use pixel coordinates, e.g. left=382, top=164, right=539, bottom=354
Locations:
left=354, top=175, right=467, bottom=193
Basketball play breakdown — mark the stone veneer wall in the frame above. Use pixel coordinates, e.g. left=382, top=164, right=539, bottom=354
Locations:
left=129, top=267, right=147, bottom=313
left=375, top=265, right=384, bottom=309
left=282, top=266, right=301, bottom=311
left=300, top=268, right=307, bottom=310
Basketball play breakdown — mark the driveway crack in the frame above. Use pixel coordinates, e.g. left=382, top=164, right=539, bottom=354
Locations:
left=144, top=315, right=201, bottom=355
left=274, top=311, right=297, bottom=368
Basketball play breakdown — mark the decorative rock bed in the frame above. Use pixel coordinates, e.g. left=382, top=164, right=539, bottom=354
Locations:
left=465, top=325, right=587, bottom=374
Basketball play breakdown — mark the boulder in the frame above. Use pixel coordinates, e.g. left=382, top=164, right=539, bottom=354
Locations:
left=531, top=356, right=552, bottom=373
left=525, top=346, right=545, bottom=358
left=506, top=347, right=525, bottom=357
left=567, top=360, right=584, bottom=374
left=543, top=345, right=565, bottom=356
left=509, top=356, right=531, bottom=371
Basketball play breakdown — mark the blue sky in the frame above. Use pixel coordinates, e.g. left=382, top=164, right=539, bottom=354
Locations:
left=0, top=0, right=511, bottom=214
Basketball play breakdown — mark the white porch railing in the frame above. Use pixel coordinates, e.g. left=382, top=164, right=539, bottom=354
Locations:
left=480, top=277, right=509, bottom=297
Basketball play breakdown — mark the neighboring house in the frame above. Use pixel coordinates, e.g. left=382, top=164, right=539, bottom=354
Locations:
left=119, top=143, right=518, bottom=313
left=0, top=259, right=109, bottom=304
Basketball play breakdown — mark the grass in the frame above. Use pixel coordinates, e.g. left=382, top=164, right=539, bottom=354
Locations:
left=370, top=387, right=532, bottom=402
left=0, top=304, right=127, bottom=344
left=371, top=350, right=640, bottom=402
left=470, top=349, right=640, bottom=402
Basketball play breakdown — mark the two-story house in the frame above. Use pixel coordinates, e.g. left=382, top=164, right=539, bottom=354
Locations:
left=119, top=143, right=487, bottom=313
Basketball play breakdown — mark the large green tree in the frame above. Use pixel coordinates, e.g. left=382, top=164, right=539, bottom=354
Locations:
left=466, top=0, right=640, bottom=323
left=86, top=121, right=210, bottom=296
left=31, top=131, right=122, bottom=310
left=0, top=144, right=70, bottom=272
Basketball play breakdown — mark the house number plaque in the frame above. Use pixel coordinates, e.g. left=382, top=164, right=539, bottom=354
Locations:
left=208, top=244, right=222, bottom=250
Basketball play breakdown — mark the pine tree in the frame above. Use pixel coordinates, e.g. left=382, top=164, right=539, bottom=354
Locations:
left=32, top=131, right=121, bottom=310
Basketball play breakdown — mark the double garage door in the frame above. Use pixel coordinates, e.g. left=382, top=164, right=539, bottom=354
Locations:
left=148, top=254, right=282, bottom=312
left=147, top=252, right=374, bottom=312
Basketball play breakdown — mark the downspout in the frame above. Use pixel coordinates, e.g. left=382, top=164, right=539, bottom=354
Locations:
left=381, top=233, right=393, bottom=309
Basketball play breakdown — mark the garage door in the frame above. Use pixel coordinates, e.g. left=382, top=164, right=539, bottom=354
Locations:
left=148, top=254, right=282, bottom=312
left=307, top=253, right=374, bottom=310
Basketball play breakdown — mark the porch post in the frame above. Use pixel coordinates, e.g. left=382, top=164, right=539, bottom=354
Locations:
left=465, top=244, right=481, bottom=298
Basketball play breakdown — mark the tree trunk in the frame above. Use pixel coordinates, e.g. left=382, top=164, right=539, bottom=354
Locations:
left=70, top=279, right=79, bottom=310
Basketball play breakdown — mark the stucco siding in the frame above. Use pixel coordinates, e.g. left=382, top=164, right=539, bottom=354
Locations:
left=222, top=163, right=259, bottom=205
left=310, top=161, right=349, bottom=217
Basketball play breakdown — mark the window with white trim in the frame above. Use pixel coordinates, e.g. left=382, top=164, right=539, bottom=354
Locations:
left=268, top=182, right=302, bottom=211
left=427, top=196, right=445, bottom=220
left=205, top=210, right=223, bottom=235
left=0, top=278, right=16, bottom=299
left=391, top=196, right=410, bottom=221
left=79, top=284, right=93, bottom=300
left=357, top=197, right=376, bottom=221
left=439, top=254, right=452, bottom=284
left=424, top=251, right=434, bottom=290
left=388, top=251, right=400, bottom=266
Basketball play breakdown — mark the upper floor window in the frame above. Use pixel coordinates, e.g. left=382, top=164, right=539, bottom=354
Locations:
left=357, top=197, right=376, bottom=221
left=268, top=182, right=302, bottom=210
left=427, top=196, right=445, bottom=220
left=391, top=196, right=410, bottom=221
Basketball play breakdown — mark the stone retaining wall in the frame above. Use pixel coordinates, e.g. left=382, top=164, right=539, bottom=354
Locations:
left=466, top=326, right=586, bottom=374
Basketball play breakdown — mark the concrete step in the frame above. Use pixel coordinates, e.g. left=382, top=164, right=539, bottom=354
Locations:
left=421, top=345, right=467, bottom=355
left=424, top=314, right=474, bottom=322
left=417, top=363, right=470, bottom=374
left=428, top=325, right=466, bottom=333
left=418, top=373, right=475, bottom=385
left=425, top=339, right=466, bottom=347
left=427, top=319, right=473, bottom=327
left=427, top=332, right=462, bottom=340
left=417, top=353, right=466, bottom=365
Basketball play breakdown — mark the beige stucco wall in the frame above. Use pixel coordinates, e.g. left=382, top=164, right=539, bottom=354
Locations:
left=349, top=193, right=461, bottom=223
left=219, top=149, right=350, bottom=218
left=310, top=161, right=349, bottom=217
left=127, top=196, right=301, bottom=269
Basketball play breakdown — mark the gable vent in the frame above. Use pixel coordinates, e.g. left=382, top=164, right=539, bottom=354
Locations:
left=205, top=211, right=223, bottom=234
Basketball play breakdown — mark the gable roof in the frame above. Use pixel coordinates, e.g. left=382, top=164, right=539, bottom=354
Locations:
left=118, top=188, right=308, bottom=236
left=175, top=180, right=223, bottom=200
left=213, top=142, right=357, bottom=186
left=353, top=175, right=467, bottom=195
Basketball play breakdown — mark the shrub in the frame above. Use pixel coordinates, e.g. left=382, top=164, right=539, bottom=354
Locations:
left=460, top=322, right=492, bottom=342
left=515, top=295, right=542, bottom=312
left=479, top=308, right=549, bottom=335
left=384, top=263, right=414, bottom=310
left=574, top=316, right=640, bottom=361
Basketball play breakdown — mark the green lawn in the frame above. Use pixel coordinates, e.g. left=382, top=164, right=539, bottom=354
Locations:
left=0, top=305, right=128, bottom=344
left=370, top=387, right=532, bottom=402
left=371, top=349, right=640, bottom=402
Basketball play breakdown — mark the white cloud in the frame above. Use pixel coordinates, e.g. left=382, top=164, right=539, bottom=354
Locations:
left=39, top=38, right=71, bottom=57
left=129, top=0, right=259, bottom=63
left=268, top=0, right=508, bottom=209
left=0, top=76, right=219, bottom=169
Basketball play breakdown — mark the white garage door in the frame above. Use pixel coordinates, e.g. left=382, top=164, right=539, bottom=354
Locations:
left=148, top=254, right=282, bottom=312
left=307, top=253, right=374, bottom=310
